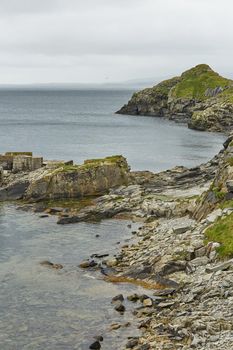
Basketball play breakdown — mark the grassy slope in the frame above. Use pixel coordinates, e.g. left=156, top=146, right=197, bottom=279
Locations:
left=171, top=64, right=232, bottom=100
left=205, top=213, right=233, bottom=258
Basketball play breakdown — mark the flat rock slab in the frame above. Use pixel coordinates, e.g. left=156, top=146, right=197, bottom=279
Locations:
left=172, top=217, right=195, bottom=234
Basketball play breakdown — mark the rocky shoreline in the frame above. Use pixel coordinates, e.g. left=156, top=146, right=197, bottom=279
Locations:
left=1, top=134, right=233, bottom=349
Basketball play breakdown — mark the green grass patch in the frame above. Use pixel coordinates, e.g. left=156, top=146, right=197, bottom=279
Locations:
left=227, top=157, right=233, bottom=167
left=220, top=199, right=233, bottom=210
left=205, top=213, right=233, bottom=258
left=212, top=187, right=226, bottom=200
left=171, top=64, right=232, bottom=100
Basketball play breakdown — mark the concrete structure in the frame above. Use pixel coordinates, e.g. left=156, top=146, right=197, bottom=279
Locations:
left=12, top=155, right=43, bottom=172
left=0, top=152, right=43, bottom=172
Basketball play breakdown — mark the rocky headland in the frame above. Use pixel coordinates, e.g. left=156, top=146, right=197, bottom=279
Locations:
left=116, top=64, right=233, bottom=133
left=1, top=136, right=233, bottom=349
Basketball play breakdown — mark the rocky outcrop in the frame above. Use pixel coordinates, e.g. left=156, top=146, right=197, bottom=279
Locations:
left=117, top=64, right=233, bottom=132
left=117, top=76, right=180, bottom=117
left=189, top=101, right=233, bottom=132
left=0, top=155, right=130, bottom=201
left=194, top=132, right=233, bottom=220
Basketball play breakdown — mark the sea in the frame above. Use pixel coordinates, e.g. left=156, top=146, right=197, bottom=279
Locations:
left=0, top=89, right=226, bottom=349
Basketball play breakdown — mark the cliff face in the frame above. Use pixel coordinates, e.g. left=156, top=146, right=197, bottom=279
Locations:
left=194, top=133, right=233, bottom=220
left=0, top=156, right=130, bottom=201
left=117, top=64, right=233, bottom=132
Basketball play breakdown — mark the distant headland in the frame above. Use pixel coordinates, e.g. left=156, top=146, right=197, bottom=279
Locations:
left=117, top=64, right=233, bottom=133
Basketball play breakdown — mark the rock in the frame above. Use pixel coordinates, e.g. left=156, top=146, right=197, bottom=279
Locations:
left=110, top=323, right=121, bottom=330
left=139, top=345, right=150, bottom=350
left=89, top=341, right=101, bottom=349
left=194, top=246, right=206, bottom=258
left=126, top=338, right=139, bottom=348
left=111, top=294, right=124, bottom=303
left=106, top=258, right=118, bottom=267
left=40, top=260, right=63, bottom=269
left=143, top=298, right=153, bottom=307
left=173, top=224, right=192, bottom=234
left=206, top=209, right=223, bottom=223
left=226, top=180, right=233, bottom=192
left=114, top=301, right=125, bottom=313
left=0, top=179, right=30, bottom=200
left=93, top=336, right=103, bottom=342
left=79, top=260, right=97, bottom=268
left=127, top=294, right=140, bottom=302
left=153, top=289, right=176, bottom=296
left=157, top=301, right=175, bottom=308
left=26, top=155, right=130, bottom=201
left=191, top=256, right=209, bottom=267
left=48, top=207, right=64, bottom=214
left=205, top=259, right=233, bottom=273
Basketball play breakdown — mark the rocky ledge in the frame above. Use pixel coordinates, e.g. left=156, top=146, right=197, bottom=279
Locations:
left=116, top=64, right=233, bottom=133
left=0, top=153, right=130, bottom=201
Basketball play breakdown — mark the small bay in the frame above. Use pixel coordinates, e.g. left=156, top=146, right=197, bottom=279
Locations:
left=0, top=89, right=226, bottom=349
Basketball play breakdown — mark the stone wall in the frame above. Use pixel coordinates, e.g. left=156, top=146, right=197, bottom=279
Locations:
left=0, top=152, right=43, bottom=172
left=12, top=156, right=43, bottom=172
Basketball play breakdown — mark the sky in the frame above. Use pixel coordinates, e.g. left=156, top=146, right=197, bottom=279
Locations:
left=0, top=0, right=233, bottom=84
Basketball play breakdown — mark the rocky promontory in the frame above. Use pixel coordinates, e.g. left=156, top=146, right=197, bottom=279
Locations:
left=117, top=64, right=233, bottom=133
left=0, top=153, right=130, bottom=201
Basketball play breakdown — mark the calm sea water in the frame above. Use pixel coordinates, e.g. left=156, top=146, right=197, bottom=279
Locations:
left=0, top=89, right=226, bottom=349
left=0, top=205, right=146, bottom=350
left=0, top=89, right=225, bottom=171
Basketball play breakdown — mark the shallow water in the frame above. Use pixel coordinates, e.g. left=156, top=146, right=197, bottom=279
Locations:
left=0, top=204, right=149, bottom=350
left=0, top=89, right=225, bottom=171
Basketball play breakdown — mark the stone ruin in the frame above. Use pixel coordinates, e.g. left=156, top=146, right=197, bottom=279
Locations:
left=0, top=152, right=43, bottom=174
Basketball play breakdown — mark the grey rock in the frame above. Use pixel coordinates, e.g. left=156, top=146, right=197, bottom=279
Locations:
left=114, top=301, right=125, bottom=313
left=89, top=341, right=101, bottom=349
left=111, top=294, right=124, bottom=303
left=126, top=338, right=139, bottom=348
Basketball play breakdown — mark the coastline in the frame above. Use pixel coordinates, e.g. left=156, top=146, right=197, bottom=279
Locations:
left=1, top=133, right=233, bottom=348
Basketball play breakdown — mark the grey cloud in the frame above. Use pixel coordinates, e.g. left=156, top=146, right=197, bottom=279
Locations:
left=0, top=0, right=232, bottom=83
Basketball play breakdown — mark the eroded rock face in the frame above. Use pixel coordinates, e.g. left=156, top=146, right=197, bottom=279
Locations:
left=194, top=132, right=233, bottom=220
left=189, top=101, right=233, bottom=132
left=117, top=64, right=233, bottom=133
left=116, top=76, right=180, bottom=117
left=0, top=155, right=130, bottom=201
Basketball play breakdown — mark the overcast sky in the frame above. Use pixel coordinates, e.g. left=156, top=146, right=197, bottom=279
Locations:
left=0, top=0, right=232, bottom=84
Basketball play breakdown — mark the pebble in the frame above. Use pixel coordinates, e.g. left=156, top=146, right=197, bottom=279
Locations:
left=143, top=298, right=153, bottom=307
left=79, top=260, right=97, bottom=268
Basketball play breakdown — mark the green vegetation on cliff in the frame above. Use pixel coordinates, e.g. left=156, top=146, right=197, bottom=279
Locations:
left=205, top=213, right=233, bottom=258
left=171, top=64, right=232, bottom=100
